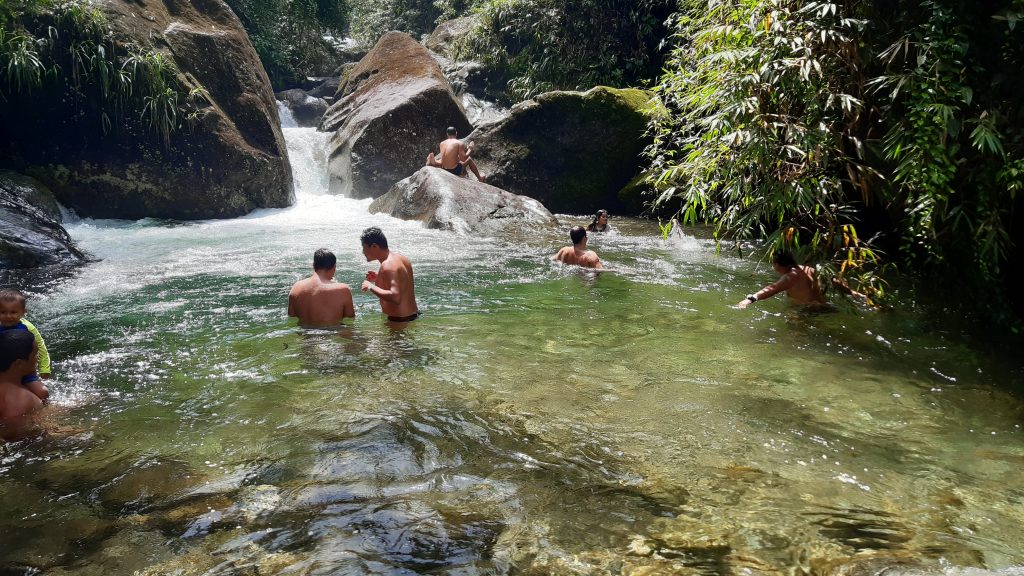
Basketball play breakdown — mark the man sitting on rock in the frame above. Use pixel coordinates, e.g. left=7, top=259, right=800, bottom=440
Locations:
left=553, top=226, right=603, bottom=269
left=426, top=126, right=485, bottom=182
left=1, top=330, right=45, bottom=441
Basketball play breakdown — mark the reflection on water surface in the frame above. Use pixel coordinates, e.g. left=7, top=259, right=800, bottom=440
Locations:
left=2, top=127, right=1023, bottom=575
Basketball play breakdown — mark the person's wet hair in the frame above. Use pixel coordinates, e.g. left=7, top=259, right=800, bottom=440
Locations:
left=313, top=248, right=336, bottom=271
left=360, top=227, right=389, bottom=250
left=446, top=126, right=457, bottom=136
left=570, top=226, right=587, bottom=245
left=588, top=209, right=609, bottom=230
left=773, top=250, right=797, bottom=268
left=0, top=289, right=26, bottom=309
left=0, top=330, right=34, bottom=372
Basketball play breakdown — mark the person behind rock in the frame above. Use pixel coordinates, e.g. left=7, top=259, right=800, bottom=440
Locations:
left=359, top=227, right=420, bottom=324
left=736, top=250, right=826, bottom=308
left=288, top=249, right=355, bottom=327
left=553, top=226, right=603, bottom=269
left=0, top=330, right=45, bottom=441
left=0, top=289, right=50, bottom=400
left=587, top=209, right=611, bottom=233
left=426, top=126, right=485, bottom=182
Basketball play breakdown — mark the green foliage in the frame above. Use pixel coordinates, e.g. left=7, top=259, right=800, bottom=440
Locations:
left=649, top=0, right=1024, bottom=318
left=648, top=0, right=884, bottom=299
left=456, top=0, right=673, bottom=101
left=0, top=0, right=200, bottom=145
left=348, top=0, right=443, bottom=45
left=224, top=0, right=349, bottom=88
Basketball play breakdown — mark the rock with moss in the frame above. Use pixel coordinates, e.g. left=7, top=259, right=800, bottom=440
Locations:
left=0, top=0, right=292, bottom=220
left=468, top=86, right=662, bottom=215
left=320, top=31, right=472, bottom=199
left=369, top=167, right=556, bottom=234
left=0, top=171, right=85, bottom=269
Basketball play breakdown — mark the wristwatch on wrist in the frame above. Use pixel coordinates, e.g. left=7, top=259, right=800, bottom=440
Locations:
left=746, top=294, right=758, bottom=303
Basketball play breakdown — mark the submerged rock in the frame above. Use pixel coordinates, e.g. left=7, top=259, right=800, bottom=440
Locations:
left=0, top=0, right=292, bottom=220
left=468, top=86, right=662, bottom=215
left=320, top=32, right=472, bottom=199
left=0, top=170, right=85, bottom=269
left=369, top=167, right=557, bottom=234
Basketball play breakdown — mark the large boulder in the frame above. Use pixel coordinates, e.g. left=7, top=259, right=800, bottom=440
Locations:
left=320, top=32, right=472, bottom=199
left=369, top=167, right=557, bottom=234
left=0, top=0, right=293, bottom=220
left=275, top=89, right=329, bottom=127
left=0, top=171, right=85, bottom=269
left=467, top=86, right=661, bottom=215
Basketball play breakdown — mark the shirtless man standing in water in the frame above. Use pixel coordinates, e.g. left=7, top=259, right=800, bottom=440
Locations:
left=553, top=226, right=603, bottom=269
left=288, top=249, right=355, bottom=326
left=426, top=126, right=485, bottom=182
left=736, top=250, right=825, bottom=308
left=360, top=227, right=420, bottom=324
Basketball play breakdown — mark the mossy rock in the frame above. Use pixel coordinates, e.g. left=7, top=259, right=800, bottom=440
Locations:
left=0, top=0, right=293, bottom=220
left=468, top=86, right=662, bottom=215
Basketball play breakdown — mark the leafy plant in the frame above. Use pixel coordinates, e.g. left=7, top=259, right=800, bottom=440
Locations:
left=1, top=0, right=204, bottom=145
left=456, top=0, right=673, bottom=102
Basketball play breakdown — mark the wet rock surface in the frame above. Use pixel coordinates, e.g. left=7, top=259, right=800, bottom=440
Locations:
left=369, top=166, right=557, bottom=234
left=0, top=170, right=85, bottom=269
left=275, top=89, right=330, bottom=127
left=320, top=32, right=472, bottom=199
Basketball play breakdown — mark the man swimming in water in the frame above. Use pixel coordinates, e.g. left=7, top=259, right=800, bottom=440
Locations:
left=736, top=250, right=825, bottom=308
left=360, top=227, right=420, bottom=324
left=553, top=226, right=603, bottom=269
left=426, top=126, right=485, bottom=182
left=288, top=249, right=355, bottom=327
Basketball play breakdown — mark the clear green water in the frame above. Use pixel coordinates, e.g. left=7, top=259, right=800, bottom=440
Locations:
left=2, top=128, right=1023, bottom=575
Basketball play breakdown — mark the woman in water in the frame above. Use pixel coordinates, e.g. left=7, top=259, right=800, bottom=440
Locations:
left=587, top=209, right=611, bottom=232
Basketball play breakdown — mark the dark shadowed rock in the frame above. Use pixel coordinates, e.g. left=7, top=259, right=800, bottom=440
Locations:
left=307, top=77, right=341, bottom=100
left=0, top=171, right=85, bottom=269
left=320, top=32, right=472, bottom=199
left=369, top=167, right=556, bottom=234
left=468, top=86, right=661, bottom=215
left=0, top=0, right=292, bottom=220
left=276, top=89, right=329, bottom=127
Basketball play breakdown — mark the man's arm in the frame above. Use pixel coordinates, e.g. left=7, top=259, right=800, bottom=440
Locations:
left=287, top=291, right=299, bottom=318
left=341, top=287, right=356, bottom=318
left=736, top=273, right=795, bottom=308
left=363, top=269, right=404, bottom=304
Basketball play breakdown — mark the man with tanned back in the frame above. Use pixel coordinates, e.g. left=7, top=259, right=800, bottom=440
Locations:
left=426, top=126, right=485, bottom=182
left=736, top=250, right=826, bottom=308
left=553, top=226, right=603, bottom=269
left=0, top=330, right=44, bottom=441
left=288, top=249, right=355, bottom=327
left=359, top=227, right=420, bottom=324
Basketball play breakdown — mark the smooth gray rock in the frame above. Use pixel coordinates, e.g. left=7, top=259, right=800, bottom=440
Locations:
left=320, top=32, right=472, bottom=199
left=369, top=166, right=556, bottom=234
left=0, top=171, right=84, bottom=269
